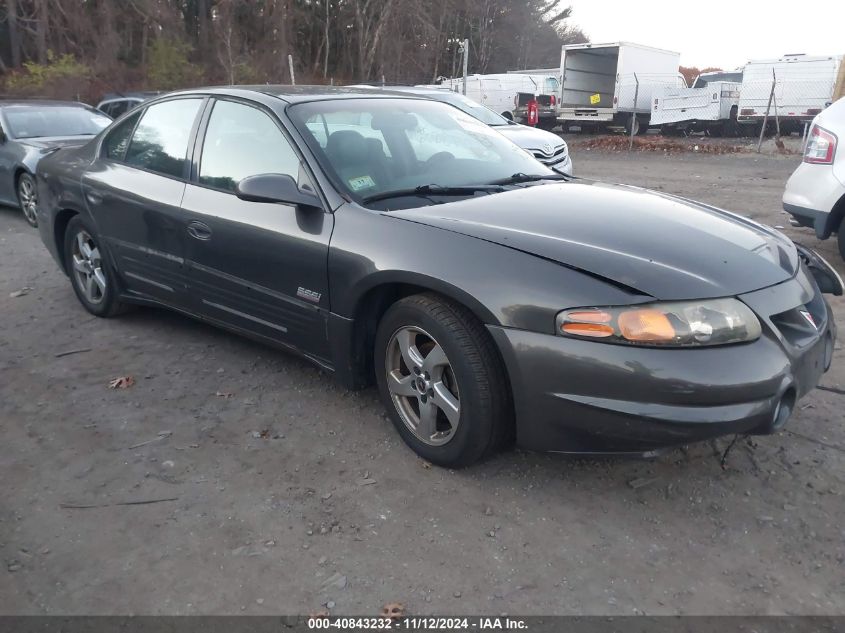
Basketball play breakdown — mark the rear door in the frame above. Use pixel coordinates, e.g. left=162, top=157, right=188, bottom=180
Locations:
left=180, top=97, right=333, bottom=362
left=82, top=97, right=205, bottom=307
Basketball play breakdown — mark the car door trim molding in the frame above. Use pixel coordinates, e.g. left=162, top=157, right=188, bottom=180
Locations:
left=188, top=260, right=323, bottom=314
left=124, top=271, right=175, bottom=292
left=201, top=299, right=289, bottom=333
left=110, top=237, right=185, bottom=264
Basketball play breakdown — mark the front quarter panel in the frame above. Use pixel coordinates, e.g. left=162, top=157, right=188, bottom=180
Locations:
left=329, top=204, right=650, bottom=334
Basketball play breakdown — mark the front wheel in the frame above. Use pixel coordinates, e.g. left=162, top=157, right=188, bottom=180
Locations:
left=17, top=172, right=38, bottom=227
left=375, top=293, right=512, bottom=467
left=63, top=215, right=130, bottom=317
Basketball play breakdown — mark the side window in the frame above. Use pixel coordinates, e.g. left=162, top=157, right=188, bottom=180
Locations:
left=125, top=98, right=203, bottom=179
left=102, top=111, right=141, bottom=161
left=199, top=100, right=300, bottom=192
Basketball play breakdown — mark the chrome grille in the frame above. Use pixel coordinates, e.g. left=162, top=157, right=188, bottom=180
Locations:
left=533, top=146, right=567, bottom=165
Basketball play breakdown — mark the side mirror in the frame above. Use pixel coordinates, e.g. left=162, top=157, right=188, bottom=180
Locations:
left=235, top=173, right=321, bottom=208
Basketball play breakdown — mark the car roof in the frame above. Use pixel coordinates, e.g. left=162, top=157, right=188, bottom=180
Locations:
left=0, top=99, right=93, bottom=109
left=98, top=91, right=161, bottom=102
left=163, top=85, right=431, bottom=104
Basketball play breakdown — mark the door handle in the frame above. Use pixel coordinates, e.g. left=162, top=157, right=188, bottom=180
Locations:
left=186, top=220, right=212, bottom=241
left=86, top=191, right=103, bottom=206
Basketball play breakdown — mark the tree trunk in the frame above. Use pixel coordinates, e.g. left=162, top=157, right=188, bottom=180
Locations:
left=34, top=0, right=48, bottom=63
left=323, top=0, right=329, bottom=78
left=6, top=0, right=21, bottom=67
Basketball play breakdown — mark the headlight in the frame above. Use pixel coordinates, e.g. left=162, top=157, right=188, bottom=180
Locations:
left=556, top=298, right=762, bottom=347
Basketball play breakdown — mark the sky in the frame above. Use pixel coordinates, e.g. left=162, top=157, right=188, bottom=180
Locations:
left=565, top=0, right=845, bottom=70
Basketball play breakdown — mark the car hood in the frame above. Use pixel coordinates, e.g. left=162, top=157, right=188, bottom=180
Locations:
left=18, top=136, right=93, bottom=150
left=388, top=181, right=798, bottom=300
left=494, top=124, right=566, bottom=153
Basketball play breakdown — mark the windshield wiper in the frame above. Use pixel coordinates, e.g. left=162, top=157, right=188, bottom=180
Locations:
left=362, top=184, right=505, bottom=204
left=487, top=172, right=571, bottom=186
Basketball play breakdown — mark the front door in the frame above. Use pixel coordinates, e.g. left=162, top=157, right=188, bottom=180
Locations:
left=82, top=98, right=205, bottom=307
left=180, top=98, right=333, bottom=363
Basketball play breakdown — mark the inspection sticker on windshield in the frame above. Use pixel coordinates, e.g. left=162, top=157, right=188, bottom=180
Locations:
left=590, top=93, right=601, bottom=105
left=348, top=175, right=376, bottom=191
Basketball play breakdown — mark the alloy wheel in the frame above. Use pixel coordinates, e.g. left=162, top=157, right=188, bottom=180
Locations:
left=385, top=326, right=461, bottom=446
left=71, top=230, right=107, bottom=305
left=18, top=174, right=38, bottom=226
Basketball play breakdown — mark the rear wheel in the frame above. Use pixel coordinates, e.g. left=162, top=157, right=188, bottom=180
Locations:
left=16, top=172, right=38, bottom=227
left=624, top=116, right=639, bottom=136
left=64, top=215, right=130, bottom=317
left=375, top=293, right=512, bottom=467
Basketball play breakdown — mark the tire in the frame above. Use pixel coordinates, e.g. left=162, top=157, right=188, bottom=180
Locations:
left=374, top=293, right=512, bottom=467
left=624, top=116, right=640, bottom=136
left=63, top=215, right=130, bottom=317
left=838, top=217, right=845, bottom=262
left=16, top=172, right=38, bottom=228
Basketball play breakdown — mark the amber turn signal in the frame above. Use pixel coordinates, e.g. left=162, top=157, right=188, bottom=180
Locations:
left=618, top=309, right=676, bottom=342
left=561, top=322, right=615, bottom=338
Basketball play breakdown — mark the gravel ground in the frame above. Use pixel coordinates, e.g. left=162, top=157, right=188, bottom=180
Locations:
left=1, top=147, right=843, bottom=616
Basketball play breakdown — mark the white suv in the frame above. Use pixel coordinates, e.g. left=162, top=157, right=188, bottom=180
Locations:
left=783, top=97, right=845, bottom=260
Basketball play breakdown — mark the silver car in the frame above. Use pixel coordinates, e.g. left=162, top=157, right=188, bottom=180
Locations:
left=0, top=100, right=111, bottom=227
left=355, top=85, right=573, bottom=175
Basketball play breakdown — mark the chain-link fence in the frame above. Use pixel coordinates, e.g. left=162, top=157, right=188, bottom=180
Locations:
left=738, top=69, right=839, bottom=134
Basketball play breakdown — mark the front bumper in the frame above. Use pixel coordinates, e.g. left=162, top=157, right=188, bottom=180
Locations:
left=488, top=272, right=836, bottom=454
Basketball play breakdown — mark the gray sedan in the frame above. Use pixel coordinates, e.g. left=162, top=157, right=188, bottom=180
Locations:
left=0, top=100, right=111, bottom=227
left=34, top=86, right=840, bottom=467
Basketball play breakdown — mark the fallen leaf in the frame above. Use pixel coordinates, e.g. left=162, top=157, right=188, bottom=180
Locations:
left=108, top=376, right=135, bottom=389
left=259, top=429, right=271, bottom=439
left=380, top=602, right=405, bottom=620
left=310, top=608, right=330, bottom=618
left=420, top=460, right=432, bottom=469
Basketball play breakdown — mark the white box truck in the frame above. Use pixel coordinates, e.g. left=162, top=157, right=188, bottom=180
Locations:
left=437, top=73, right=560, bottom=122
left=737, top=54, right=843, bottom=134
left=557, top=42, right=684, bottom=134
left=650, top=70, right=743, bottom=136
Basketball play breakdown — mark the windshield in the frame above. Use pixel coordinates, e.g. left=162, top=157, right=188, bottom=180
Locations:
left=4, top=105, right=111, bottom=139
left=291, top=98, right=551, bottom=203
left=433, top=91, right=510, bottom=126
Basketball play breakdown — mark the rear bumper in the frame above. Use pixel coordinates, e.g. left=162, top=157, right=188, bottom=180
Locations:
left=782, top=162, right=844, bottom=239
left=488, top=274, right=836, bottom=454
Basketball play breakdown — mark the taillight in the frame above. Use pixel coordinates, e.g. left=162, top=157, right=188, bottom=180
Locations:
left=804, top=124, right=837, bottom=165
left=550, top=94, right=556, bottom=106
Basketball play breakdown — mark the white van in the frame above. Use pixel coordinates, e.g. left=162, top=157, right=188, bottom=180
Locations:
left=437, top=73, right=560, bottom=121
